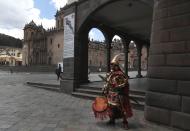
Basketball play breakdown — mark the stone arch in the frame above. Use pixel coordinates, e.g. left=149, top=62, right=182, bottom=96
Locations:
left=88, top=27, right=106, bottom=73
left=88, top=27, right=106, bottom=42
left=75, top=0, right=153, bottom=83
left=77, top=0, right=153, bottom=33
left=76, top=25, right=109, bottom=83
left=111, top=35, right=125, bottom=67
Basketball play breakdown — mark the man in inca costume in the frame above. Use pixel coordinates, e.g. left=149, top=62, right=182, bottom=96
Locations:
left=92, top=54, right=133, bottom=129
left=105, top=54, right=133, bottom=129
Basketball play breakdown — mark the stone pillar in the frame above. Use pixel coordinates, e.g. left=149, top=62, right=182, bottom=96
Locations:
left=40, top=52, right=41, bottom=64
left=136, top=43, right=142, bottom=78
left=124, top=39, right=130, bottom=76
left=60, top=4, right=78, bottom=94
left=42, top=52, right=44, bottom=64
left=146, top=44, right=150, bottom=70
left=78, top=32, right=89, bottom=83
left=106, top=39, right=111, bottom=72
left=42, top=51, right=44, bottom=64
left=145, top=0, right=190, bottom=130
left=41, top=52, right=43, bottom=64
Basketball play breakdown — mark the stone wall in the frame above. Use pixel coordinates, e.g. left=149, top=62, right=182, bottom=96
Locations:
left=47, top=31, right=64, bottom=65
left=88, top=41, right=148, bottom=71
left=145, top=0, right=190, bottom=130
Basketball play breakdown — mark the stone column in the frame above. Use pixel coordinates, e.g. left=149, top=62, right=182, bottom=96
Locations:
left=145, top=0, right=190, bottom=130
left=106, top=39, right=111, bottom=72
left=136, top=43, right=142, bottom=78
left=41, top=51, right=43, bottom=64
left=124, top=39, right=130, bottom=76
left=60, top=4, right=78, bottom=94
left=39, top=51, right=41, bottom=64
left=42, top=52, right=43, bottom=64
left=146, top=44, right=150, bottom=70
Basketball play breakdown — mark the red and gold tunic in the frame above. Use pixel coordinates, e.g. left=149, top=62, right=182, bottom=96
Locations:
left=106, top=70, right=133, bottom=118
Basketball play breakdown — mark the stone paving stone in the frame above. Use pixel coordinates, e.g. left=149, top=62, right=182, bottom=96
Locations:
left=0, top=72, right=183, bottom=131
left=45, top=124, right=57, bottom=128
left=32, top=123, right=46, bottom=131
left=0, top=125, right=12, bottom=129
left=54, top=128, right=65, bottom=131
left=40, top=127, right=54, bottom=131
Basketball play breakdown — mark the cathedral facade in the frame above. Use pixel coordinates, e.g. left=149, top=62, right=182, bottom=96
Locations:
left=22, top=9, right=64, bottom=66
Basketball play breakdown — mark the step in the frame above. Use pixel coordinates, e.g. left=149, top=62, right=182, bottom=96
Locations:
left=72, top=92, right=144, bottom=110
left=129, top=94, right=145, bottom=102
left=72, top=92, right=98, bottom=100
left=75, top=88, right=103, bottom=95
left=80, top=85, right=103, bottom=91
left=129, top=89, right=146, bottom=96
left=76, top=88, right=145, bottom=102
left=130, top=101, right=145, bottom=111
left=26, top=83, right=61, bottom=92
left=131, top=100, right=145, bottom=106
left=79, top=85, right=146, bottom=96
left=73, top=91, right=146, bottom=104
left=26, top=82, right=60, bottom=88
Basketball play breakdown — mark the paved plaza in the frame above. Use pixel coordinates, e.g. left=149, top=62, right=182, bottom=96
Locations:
left=0, top=71, right=182, bottom=131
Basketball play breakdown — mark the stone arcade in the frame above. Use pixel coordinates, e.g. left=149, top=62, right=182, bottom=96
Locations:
left=61, top=0, right=190, bottom=130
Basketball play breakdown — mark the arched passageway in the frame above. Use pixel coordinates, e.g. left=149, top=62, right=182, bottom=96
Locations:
left=76, top=0, right=152, bottom=83
left=87, top=31, right=149, bottom=81
left=62, top=0, right=190, bottom=130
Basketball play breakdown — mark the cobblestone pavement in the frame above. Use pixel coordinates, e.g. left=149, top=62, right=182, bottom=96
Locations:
left=0, top=72, right=182, bottom=131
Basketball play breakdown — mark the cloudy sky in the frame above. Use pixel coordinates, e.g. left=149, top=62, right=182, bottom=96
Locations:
left=0, top=0, right=111, bottom=41
left=0, top=0, right=67, bottom=39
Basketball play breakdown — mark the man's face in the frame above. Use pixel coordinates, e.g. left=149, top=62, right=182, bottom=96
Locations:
left=111, top=64, right=119, bottom=71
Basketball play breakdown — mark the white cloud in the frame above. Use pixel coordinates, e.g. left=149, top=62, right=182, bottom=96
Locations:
left=89, top=30, right=96, bottom=40
left=89, top=28, right=105, bottom=42
left=50, top=0, right=68, bottom=9
left=0, top=0, right=55, bottom=39
left=112, top=35, right=121, bottom=40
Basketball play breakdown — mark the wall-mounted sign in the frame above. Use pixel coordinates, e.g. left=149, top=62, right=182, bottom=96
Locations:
left=63, top=13, right=75, bottom=58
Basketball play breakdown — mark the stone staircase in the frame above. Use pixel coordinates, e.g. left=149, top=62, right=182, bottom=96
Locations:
left=26, top=79, right=146, bottom=111
left=26, top=82, right=61, bottom=92
left=72, top=83, right=146, bottom=110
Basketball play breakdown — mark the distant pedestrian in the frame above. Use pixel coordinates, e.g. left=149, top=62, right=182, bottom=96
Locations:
left=55, top=64, right=62, bottom=80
